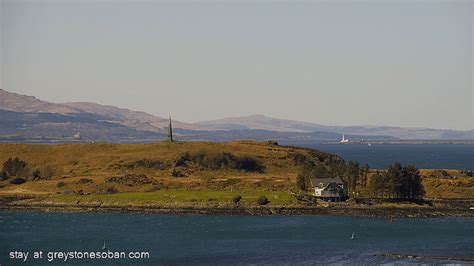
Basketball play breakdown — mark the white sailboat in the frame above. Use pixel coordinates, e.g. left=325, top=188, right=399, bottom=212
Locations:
left=102, top=241, right=107, bottom=250
left=350, top=232, right=355, bottom=240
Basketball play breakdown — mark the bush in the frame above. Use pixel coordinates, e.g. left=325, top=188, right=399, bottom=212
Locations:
left=171, top=168, right=186, bottom=177
left=78, top=178, right=93, bottom=184
left=31, top=169, right=42, bottom=180
left=296, top=174, right=309, bottom=191
left=268, top=140, right=279, bottom=146
left=105, top=187, right=118, bottom=194
left=56, top=182, right=66, bottom=188
left=175, top=150, right=264, bottom=172
left=175, top=153, right=190, bottom=167
left=10, top=178, right=26, bottom=185
left=232, top=195, right=242, bottom=204
left=257, top=196, right=269, bottom=205
left=125, top=159, right=165, bottom=170
left=2, top=157, right=28, bottom=177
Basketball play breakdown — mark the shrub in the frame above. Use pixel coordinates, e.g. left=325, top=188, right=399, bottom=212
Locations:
left=292, top=153, right=310, bottom=165
left=105, top=187, right=118, bottom=194
left=56, top=182, right=66, bottom=188
left=2, top=157, right=28, bottom=178
left=125, top=159, right=165, bottom=170
left=257, top=196, right=269, bottom=205
left=171, top=168, right=186, bottom=177
left=106, top=174, right=152, bottom=186
left=31, top=169, right=42, bottom=180
left=296, top=174, right=309, bottom=191
left=175, top=150, right=264, bottom=172
left=78, top=178, right=93, bottom=184
left=232, top=195, right=242, bottom=204
left=268, top=140, right=279, bottom=146
left=175, top=153, right=190, bottom=167
left=10, top=178, right=26, bottom=185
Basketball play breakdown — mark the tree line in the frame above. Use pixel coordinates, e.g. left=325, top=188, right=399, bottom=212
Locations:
left=296, top=156, right=424, bottom=200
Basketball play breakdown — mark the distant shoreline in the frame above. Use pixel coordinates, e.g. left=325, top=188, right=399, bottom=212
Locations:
left=300, top=140, right=474, bottom=145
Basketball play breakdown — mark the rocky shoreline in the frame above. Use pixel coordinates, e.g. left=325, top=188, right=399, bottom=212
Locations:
left=1, top=195, right=473, bottom=218
left=2, top=202, right=474, bottom=218
left=376, top=253, right=474, bottom=263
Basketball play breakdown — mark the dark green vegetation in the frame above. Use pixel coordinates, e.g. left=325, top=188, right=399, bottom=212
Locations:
left=1, top=157, right=55, bottom=184
left=367, top=163, right=424, bottom=200
left=175, top=150, right=264, bottom=172
left=295, top=156, right=467, bottom=201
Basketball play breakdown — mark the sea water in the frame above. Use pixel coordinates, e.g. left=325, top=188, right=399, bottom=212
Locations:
left=299, top=144, right=474, bottom=170
left=1, top=212, right=473, bottom=265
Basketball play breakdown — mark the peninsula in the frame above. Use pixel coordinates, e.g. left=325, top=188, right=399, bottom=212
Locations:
left=0, top=141, right=473, bottom=218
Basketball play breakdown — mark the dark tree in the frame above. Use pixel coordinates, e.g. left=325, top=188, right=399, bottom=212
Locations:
left=346, top=160, right=360, bottom=194
left=360, top=164, right=370, bottom=187
left=401, top=165, right=424, bottom=199
left=328, top=162, right=347, bottom=179
left=367, top=163, right=424, bottom=200
left=296, top=173, right=309, bottom=191
left=386, top=162, right=403, bottom=198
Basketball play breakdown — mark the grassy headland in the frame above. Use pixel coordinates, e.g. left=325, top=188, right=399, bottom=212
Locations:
left=0, top=141, right=473, bottom=217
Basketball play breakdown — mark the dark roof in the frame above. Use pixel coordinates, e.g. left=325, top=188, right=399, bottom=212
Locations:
left=310, top=177, right=344, bottom=187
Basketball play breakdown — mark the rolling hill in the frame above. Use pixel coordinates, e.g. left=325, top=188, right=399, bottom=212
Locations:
left=197, top=115, right=474, bottom=140
left=0, top=89, right=472, bottom=142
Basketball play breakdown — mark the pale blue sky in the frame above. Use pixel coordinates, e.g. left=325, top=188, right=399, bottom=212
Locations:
left=1, top=0, right=472, bottom=130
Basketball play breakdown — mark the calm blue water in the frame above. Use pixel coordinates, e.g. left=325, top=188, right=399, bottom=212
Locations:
left=300, top=144, right=474, bottom=170
left=1, top=212, right=473, bottom=265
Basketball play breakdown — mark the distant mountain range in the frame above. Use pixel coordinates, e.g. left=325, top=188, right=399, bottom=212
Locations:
left=197, top=115, right=474, bottom=140
left=0, top=89, right=472, bottom=143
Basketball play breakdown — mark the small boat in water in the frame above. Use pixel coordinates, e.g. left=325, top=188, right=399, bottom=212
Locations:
left=102, top=241, right=107, bottom=250
left=350, top=232, right=355, bottom=240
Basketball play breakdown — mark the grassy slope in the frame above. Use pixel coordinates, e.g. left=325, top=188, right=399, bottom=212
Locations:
left=0, top=141, right=472, bottom=207
left=0, top=141, right=324, bottom=206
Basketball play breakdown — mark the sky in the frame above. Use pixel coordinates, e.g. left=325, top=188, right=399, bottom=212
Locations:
left=1, top=0, right=472, bottom=130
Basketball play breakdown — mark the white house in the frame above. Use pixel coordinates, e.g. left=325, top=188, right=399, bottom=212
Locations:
left=310, top=177, right=347, bottom=202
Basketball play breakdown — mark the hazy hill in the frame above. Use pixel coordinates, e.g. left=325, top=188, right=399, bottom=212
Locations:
left=0, top=89, right=471, bottom=142
left=0, top=89, right=80, bottom=114
left=197, top=115, right=329, bottom=132
left=0, top=89, right=197, bottom=141
left=63, top=102, right=202, bottom=132
left=197, top=115, right=473, bottom=140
